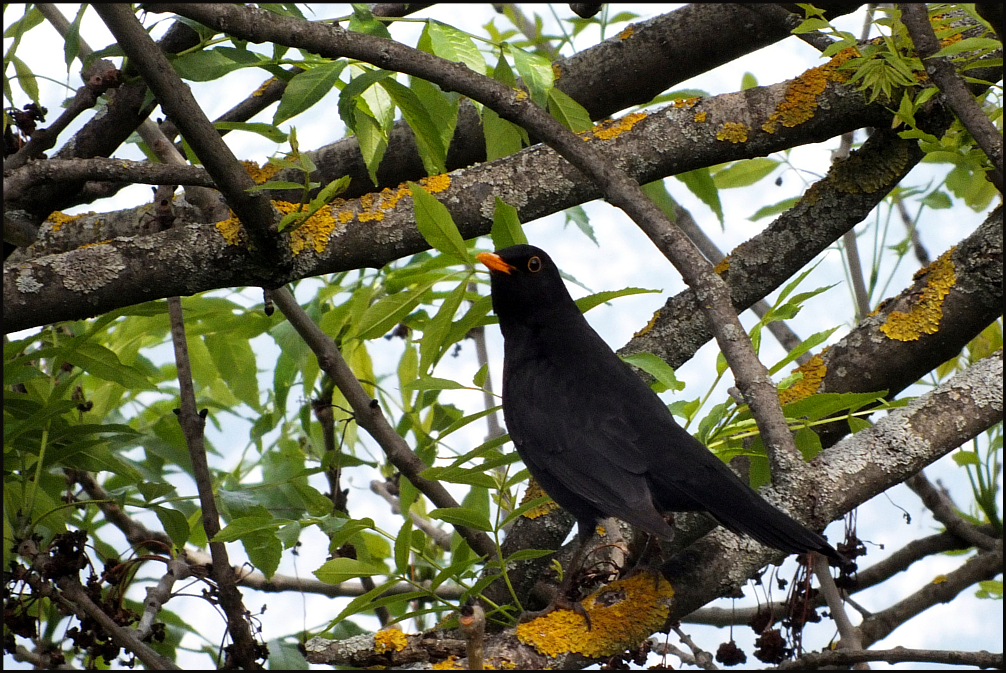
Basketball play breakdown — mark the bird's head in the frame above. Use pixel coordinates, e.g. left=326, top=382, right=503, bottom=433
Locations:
left=476, top=245, right=581, bottom=331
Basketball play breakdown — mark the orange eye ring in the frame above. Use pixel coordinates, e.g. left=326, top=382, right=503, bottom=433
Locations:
left=527, top=256, right=542, bottom=272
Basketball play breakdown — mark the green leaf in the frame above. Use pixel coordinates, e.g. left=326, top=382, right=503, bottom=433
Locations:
left=482, top=106, right=525, bottom=161
left=574, top=287, right=660, bottom=314
left=931, top=37, right=1001, bottom=59
left=153, top=506, right=190, bottom=548
left=620, top=352, right=683, bottom=392
left=203, top=332, right=260, bottom=410
left=564, top=205, right=597, bottom=245
left=420, top=280, right=468, bottom=374
left=409, top=76, right=459, bottom=164
left=353, top=108, right=389, bottom=187
left=171, top=49, right=244, bottom=82
left=213, top=515, right=280, bottom=542
left=510, top=46, right=553, bottom=105
left=409, top=182, right=471, bottom=263
left=10, top=56, right=39, bottom=104
left=65, top=342, right=157, bottom=391
left=473, top=363, right=489, bottom=388
left=394, top=518, right=413, bottom=573
left=547, top=88, right=593, bottom=133
left=381, top=78, right=447, bottom=175
left=713, top=158, right=779, bottom=189
left=337, top=68, right=393, bottom=131
left=794, top=425, right=823, bottom=461
left=769, top=327, right=838, bottom=375
left=749, top=197, right=800, bottom=221
left=354, top=273, right=449, bottom=341
left=213, top=121, right=288, bottom=143
left=740, top=72, right=758, bottom=90
left=401, top=376, right=467, bottom=392
left=63, top=6, right=88, bottom=72
left=429, top=506, right=493, bottom=532
left=274, top=60, right=347, bottom=125
left=314, top=557, right=384, bottom=584
left=675, top=167, right=723, bottom=225
left=421, top=20, right=487, bottom=74
left=491, top=197, right=528, bottom=249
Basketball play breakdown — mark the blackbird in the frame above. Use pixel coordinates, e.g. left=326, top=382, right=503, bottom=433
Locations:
left=477, top=245, right=841, bottom=602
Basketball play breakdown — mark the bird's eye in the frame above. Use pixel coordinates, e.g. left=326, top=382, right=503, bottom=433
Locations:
left=527, top=256, right=542, bottom=272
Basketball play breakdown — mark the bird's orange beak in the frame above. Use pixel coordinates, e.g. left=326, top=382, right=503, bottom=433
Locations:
left=477, top=252, right=515, bottom=275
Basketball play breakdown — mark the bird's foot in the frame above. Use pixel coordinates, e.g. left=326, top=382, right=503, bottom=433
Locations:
left=518, top=594, right=592, bottom=630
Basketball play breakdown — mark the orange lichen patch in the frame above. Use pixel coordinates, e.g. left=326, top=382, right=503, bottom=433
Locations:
left=672, top=97, right=701, bottom=109
left=241, top=159, right=282, bottom=185
left=215, top=199, right=345, bottom=254
left=618, top=25, right=634, bottom=40
left=515, top=572, right=675, bottom=659
left=422, top=173, right=451, bottom=193
left=252, top=76, right=279, bottom=97
left=938, top=32, right=962, bottom=49
left=374, top=628, right=408, bottom=654
left=778, top=352, right=828, bottom=405
left=587, top=112, right=647, bottom=141
left=716, top=122, right=749, bottom=143
left=215, top=213, right=245, bottom=247
left=515, top=89, right=528, bottom=102
left=693, top=111, right=707, bottom=123
left=762, top=47, right=858, bottom=134
left=432, top=655, right=463, bottom=670
left=431, top=655, right=510, bottom=670
left=633, top=310, right=661, bottom=338
left=932, top=574, right=948, bottom=584
left=520, top=480, right=560, bottom=519
left=46, top=211, right=84, bottom=233
left=880, top=248, right=956, bottom=341
left=713, top=255, right=731, bottom=275
left=552, top=63, right=562, bottom=81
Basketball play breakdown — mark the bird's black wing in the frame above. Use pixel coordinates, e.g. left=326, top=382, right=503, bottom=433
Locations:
left=502, top=329, right=675, bottom=538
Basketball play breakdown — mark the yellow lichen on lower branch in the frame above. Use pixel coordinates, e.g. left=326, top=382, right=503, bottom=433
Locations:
left=46, top=211, right=84, bottom=233
left=716, top=122, right=749, bottom=143
left=880, top=248, right=957, bottom=341
left=778, top=352, right=828, bottom=405
left=515, top=573, right=674, bottom=659
left=762, top=46, right=857, bottom=134
left=520, top=480, right=561, bottom=519
left=633, top=310, right=661, bottom=339
left=587, top=112, right=647, bottom=141
left=373, top=628, right=408, bottom=654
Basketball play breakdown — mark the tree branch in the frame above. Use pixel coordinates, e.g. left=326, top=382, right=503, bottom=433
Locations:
left=269, top=286, right=496, bottom=559
left=777, top=646, right=1003, bottom=670
left=92, top=4, right=280, bottom=259
left=899, top=3, right=1003, bottom=192
left=906, top=471, right=1000, bottom=551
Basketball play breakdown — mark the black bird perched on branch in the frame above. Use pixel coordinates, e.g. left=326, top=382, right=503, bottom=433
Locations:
left=477, top=244, right=842, bottom=610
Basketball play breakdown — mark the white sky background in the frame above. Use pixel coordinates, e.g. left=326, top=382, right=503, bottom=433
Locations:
left=4, top=3, right=1002, bottom=670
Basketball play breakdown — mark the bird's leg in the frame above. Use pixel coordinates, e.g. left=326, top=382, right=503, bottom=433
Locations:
left=518, top=533, right=594, bottom=629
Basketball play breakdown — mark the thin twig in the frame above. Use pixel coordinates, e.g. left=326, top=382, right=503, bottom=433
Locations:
left=777, top=646, right=1002, bottom=670
left=270, top=286, right=496, bottom=558
left=812, top=552, right=867, bottom=668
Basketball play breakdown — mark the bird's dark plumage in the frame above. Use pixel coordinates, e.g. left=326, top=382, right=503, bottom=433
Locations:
left=478, top=244, right=840, bottom=563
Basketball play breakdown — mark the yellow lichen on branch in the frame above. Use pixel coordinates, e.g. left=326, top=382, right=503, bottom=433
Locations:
left=762, top=47, right=857, bottom=134
left=373, top=627, right=408, bottom=654
left=515, top=573, right=674, bottom=659
left=880, top=249, right=957, bottom=341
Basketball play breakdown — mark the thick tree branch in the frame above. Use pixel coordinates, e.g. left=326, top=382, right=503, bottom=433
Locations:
left=92, top=4, right=281, bottom=260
